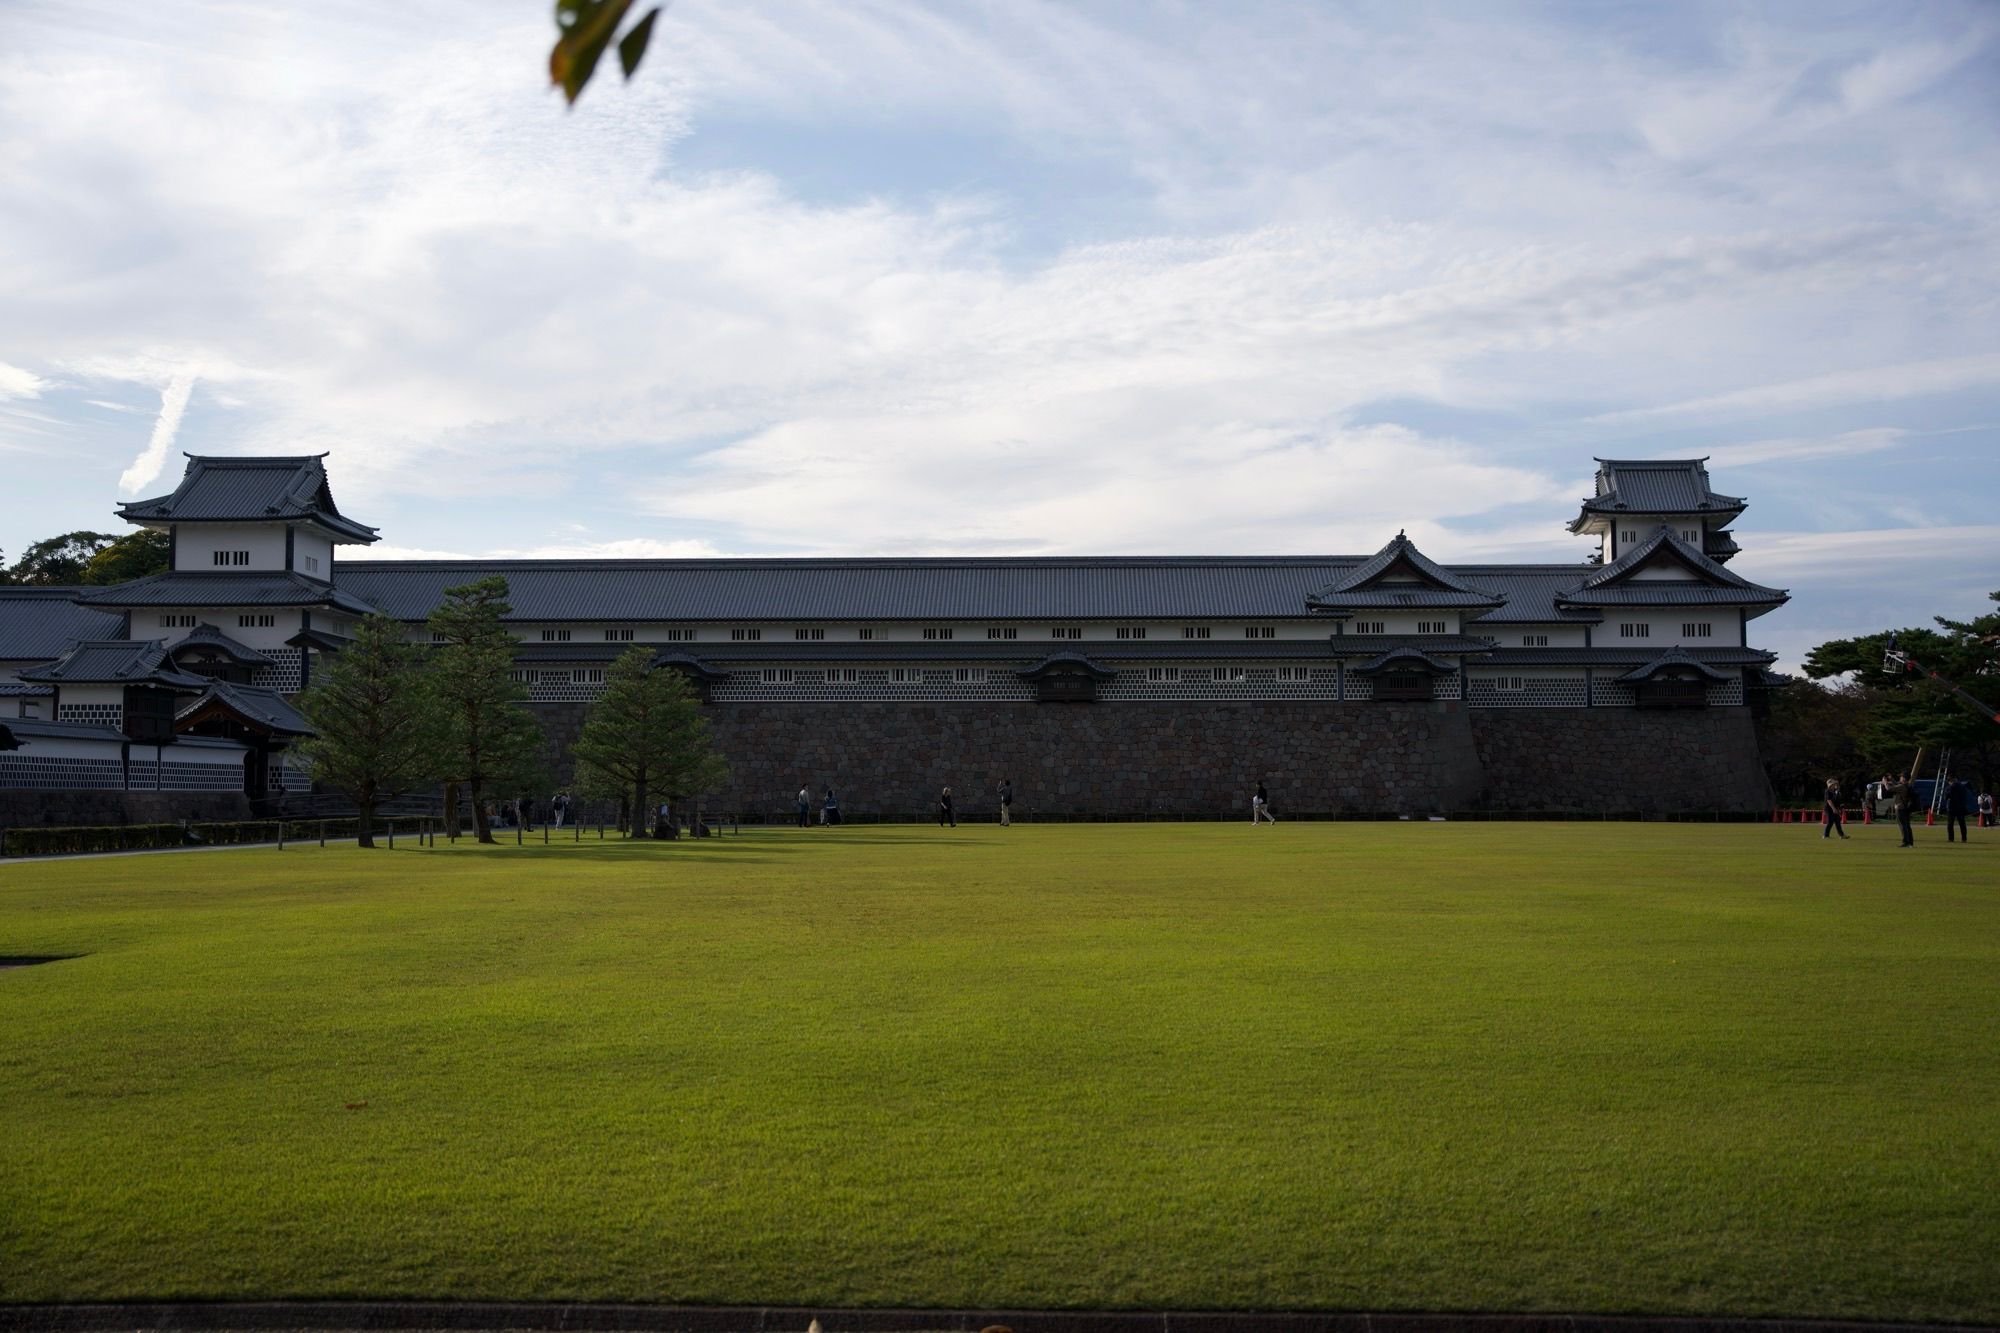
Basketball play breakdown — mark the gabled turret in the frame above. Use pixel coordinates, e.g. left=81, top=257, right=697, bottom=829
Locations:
left=1569, top=458, right=1746, bottom=564
left=118, top=454, right=378, bottom=580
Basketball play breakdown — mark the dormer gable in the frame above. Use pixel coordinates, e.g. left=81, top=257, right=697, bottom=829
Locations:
left=1558, top=525, right=1785, bottom=610
left=1305, top=531, right=1504, bottom=614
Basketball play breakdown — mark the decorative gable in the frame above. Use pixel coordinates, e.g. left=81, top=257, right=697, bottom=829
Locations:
left=1305, top=532, right=1504, bottom=614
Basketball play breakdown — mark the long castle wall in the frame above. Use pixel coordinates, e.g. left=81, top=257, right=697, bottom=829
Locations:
left=531, top=701, right=1771, bottom=818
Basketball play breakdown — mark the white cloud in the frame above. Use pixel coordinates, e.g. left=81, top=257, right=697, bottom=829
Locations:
left=364, top=537, right=726, bottom=561
left=0, top=360, right=44, bottom=400
left=118, top=372, right=197, bottom=496
left=1703, top=427, right=1909, bottom=467
left=1589, top=353, right=2000, bottom=429
left=1747, top=525, right=2000, bottom=580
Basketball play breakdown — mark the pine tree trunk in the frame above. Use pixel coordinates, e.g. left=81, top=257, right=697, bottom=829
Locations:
left=443, top=781, right=461, bottom=838
left=633, top=772, right=650, bottom=838
left=471, top=780, right=494, bottom=844
left=356, top=798, right=376, bottom=849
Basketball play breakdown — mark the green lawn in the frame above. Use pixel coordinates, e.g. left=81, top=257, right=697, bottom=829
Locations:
left=2, top=822, right=1997, bottom=1320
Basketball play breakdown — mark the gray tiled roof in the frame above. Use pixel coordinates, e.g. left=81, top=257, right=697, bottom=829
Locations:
left=1018, top=651, right=1117, bottom=679
left=1306, top=532, right=1504, bottom=609
left=1583, top=457, right=1746, bottom=512
left=0, top=588, right=127, bottom=661
left=178, top=680, right=314, bottom=735
left=337, top=558, right=1361, bottom=622
left=0, top=716, right=130, bottom=745
left=512, top=638, right=1348, bottom=664
left=1477, top=646, right=1774, bottom=668
left=1616, top=647, right=1736, bottom=684
left=1451, top=568, right=1606, bottom=623
left=118, top=455, right=378, bottom=543
left=20, top=639, right=211, bottom=688
left=1326, top=634, right=1494, bottom=658
left=1560, top=526, right=1784, bottom=609
left=73, top=571, right=380, bottom=616
left=170, top=623, right=274, bottom=667
left=0, top=683, right=54, bottom=697
left=1349, top=646, right=1460, bottom=674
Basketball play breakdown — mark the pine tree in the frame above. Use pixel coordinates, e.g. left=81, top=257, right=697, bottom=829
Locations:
left=426, top=577, right=545, bottom=845
left=294, top=614, right=440, bottom=848
left=571, top=646, right=728, bottom=837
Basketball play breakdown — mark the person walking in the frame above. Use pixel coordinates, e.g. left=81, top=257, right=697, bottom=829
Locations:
left=822, top=785, right=841, bottom=827
left=552, top=791, right=570, bottom=828
left=1944, top=775, right=1972, bottom=843
left=519, top=794, right=535, bottom=831
left=938, top=785, right=956, bottom=828
left=796, top=784, right=811, bottom=829
left=1885, top=773, right=1915, bottom=847
left=1821, top=777, right=1848, bottom=840
left=1981, top=789, right=1995, bottom=829
left=1252, top=780, right=1276, bottom=824
left=998, top=778, right=1013, bottom=827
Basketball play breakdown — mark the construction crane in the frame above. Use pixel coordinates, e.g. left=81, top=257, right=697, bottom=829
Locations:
left=1882, top=634, right=2000, bottom=726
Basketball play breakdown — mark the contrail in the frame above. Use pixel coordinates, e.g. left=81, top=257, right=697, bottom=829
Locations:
left=119, top=372, right=197, bottom=495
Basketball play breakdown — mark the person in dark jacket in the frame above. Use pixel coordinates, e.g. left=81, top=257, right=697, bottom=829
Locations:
left=1944, top=776, right=1972, bottom=843
left=998, top=778, right=1013, bottom=827
left=822, top=785, right=841, bottom=826
left=796, top=784, right=811, bottom=828
left=1821, top=778, right=1847, bottom=840
left=1885, top=773, right=1915, bottom=847
left=938, top=785, right=955, bottom=828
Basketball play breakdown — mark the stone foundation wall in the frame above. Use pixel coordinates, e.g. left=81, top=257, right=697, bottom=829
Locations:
left=528, top=700, right=1772, bottom=817
left=0, top=790, right=253, bottom=830
left=1468, top=706, right=1771, bottom=813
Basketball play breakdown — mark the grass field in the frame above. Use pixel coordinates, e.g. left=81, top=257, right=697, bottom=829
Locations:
left=2, top=822, right=1997, bottom=1320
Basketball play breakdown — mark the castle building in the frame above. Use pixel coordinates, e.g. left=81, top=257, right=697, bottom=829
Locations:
left=0, top=454, right=1787, bottom=818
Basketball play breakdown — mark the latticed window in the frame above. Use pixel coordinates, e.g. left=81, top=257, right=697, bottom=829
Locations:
left=1355, top=620, right=1386, bottom=635
left=238, top=614, right=274, bottom=628
left=1182, top=626, right=1210, bottom=639
left=1682, top=622, right=1713, bottom=638
left=1521, top=634, right=1549, bottom=647
left=731, top=628, right=761, bottom=641
left=923, top=627, right=954, bottom=640
left=1244, top=626, right=1275, bottom=638
left=605, top=628, right=634, bottom=641
left=857, top=627, right=876, bottom=640
left=1051, top=627, right=1081, bottom=639
left=1417, top=620, right=1446, bottom=634
left=795, top=627, right=825, bottom=640
left=1619, top=623, right=1651, bottom=638
left=986, top=627, right=1017, bottom=639
left=540, top=629, right=571, bottom=642
left=1116, top=626, right=1146, bottom=640
left=662, top=628, right=693, bottom=641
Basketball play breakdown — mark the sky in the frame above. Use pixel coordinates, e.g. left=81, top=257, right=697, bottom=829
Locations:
left=1, top=0, right=1997, bottom=672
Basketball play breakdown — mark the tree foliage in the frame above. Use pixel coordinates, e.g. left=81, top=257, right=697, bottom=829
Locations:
left=295, top=615, right=441, bottom=848
left=571, top=646, right=727, bottom=837
left=425, top=577, right=545, bottom=845
left=1, top=528, right=171, bottom=585
left=550, top=0, right=662, bottom=105
left=1780, top=589, right=2000, bottom=791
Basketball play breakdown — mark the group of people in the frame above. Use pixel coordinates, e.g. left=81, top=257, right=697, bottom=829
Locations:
left=789, top=780, right=1020, bottom=827
left=1823, top=775, right=1990, bottom=846
left=484, top=791, right=573, bottom=830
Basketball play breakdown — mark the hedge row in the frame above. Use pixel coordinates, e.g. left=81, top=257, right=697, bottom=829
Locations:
left=0, top=817, right=433, bottom=859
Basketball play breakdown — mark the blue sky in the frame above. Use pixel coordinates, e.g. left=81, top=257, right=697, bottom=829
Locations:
left=2, top=0, right=1997, bottom=670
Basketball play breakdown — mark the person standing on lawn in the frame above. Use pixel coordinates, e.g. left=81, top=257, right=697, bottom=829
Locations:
left=1885, top=773, right=1916, bottom=847
left=1252, top=780, right=1276, bottom=824
left=998, top=778, right=1013, bottom=827
left=939, top=785, right=956, bottom=828
left=1944, top=776, right=1972, bottom=843
left=1981, top=789, right=1996, bottom=828
left=822, top=785, right=841, bottom=826
left=1821, top=777, right=1848, bottom=840
left=796, top=784, right=811, bottom=828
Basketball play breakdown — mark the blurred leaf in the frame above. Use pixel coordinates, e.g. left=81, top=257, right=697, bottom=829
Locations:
left=618, top=7, right=660, bottom=79
left=550, top=0, right=634, bottom=105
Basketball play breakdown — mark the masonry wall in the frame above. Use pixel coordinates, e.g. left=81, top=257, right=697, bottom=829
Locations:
left=0, top=790, right=252, bottom=830
left=531, top=700, right=1773, bottom=818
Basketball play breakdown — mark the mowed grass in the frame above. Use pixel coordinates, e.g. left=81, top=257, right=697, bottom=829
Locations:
left=2, top=823, right=1997, bottom=1320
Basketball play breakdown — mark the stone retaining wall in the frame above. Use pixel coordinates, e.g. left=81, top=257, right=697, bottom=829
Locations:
left=529, top=701, right=1771, bottom=817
